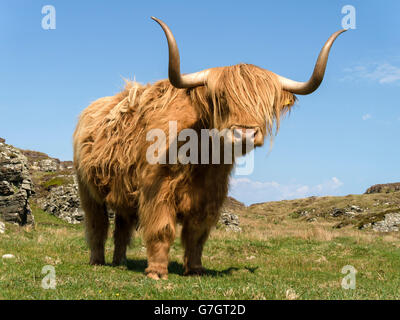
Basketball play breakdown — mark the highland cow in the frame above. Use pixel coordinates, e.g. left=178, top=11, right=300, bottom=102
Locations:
left=73, top=17, right=346, bottom=279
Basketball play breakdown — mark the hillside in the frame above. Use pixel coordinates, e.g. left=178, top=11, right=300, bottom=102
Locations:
left=245, top=192, right=400, bottom=233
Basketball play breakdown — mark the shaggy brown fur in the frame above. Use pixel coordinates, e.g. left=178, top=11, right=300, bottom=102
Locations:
left=73, top=63, right=295, bottom=279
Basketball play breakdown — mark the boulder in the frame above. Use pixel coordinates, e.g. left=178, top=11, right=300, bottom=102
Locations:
left=37, top=159, right=59, bottom=172
left=370, top=213, right=400, bottom=232
left=331, top=208, right=345, bottom=217
left=41, top=180, right=84, bottom=224
left=219, top=211, right=242, bottom=232
left=0, top=141, right=34, bottom=225
left=350, top=205, right=363, bottom=212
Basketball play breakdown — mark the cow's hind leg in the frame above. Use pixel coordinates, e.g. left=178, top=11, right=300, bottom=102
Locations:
left=79, top=182, right=109, bottom=265
left=181, top=214, right=216, bottom=276
left=112, top=209, right=138, bottom=266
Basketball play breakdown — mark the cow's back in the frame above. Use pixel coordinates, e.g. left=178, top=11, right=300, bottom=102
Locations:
left=73, top=85, right=144, bottom=208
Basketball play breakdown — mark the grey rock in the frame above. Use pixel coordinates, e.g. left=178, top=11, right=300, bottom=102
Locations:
left=350, top=205, right=363, bottom=212
left=0, top=181, right=14, bottom=196
left=41, top=180, right=84, bottom=224
left=0, top=221, right=5, bottom=234
left=40, top=174, right=116, bottom=224
left=361, top=223, right=372, bottom=230
left=219, top=211, right=242, bottom=232
left=0, top=142, right=34, bottom=225
left=300, top=210, right=309, bottom=217
left=344, top=211, right=361, bottom=218
left=371, top=213, right=400, bottom=232
left=331, top=208, right=345, bottom=217
left=38, top=159, right=59, bottom=172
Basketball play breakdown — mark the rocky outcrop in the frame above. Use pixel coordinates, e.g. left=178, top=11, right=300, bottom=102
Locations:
left=20, top=149, right=74, bottom=172
left=30, top=158, right=60, bottom=172
left=38, top=159, right=59, bottom=172
left=0, top=139, right=34, bottom=225
left=219, top=211, right=242, bottom=232
left=331, top=205, right=364, bottom=218
left=365, top=183, right=400, bottom=194
left=39, top=175, right=117, bottom=223
left=362, top=213, right=400, bottom=232
left=217, top=197, right=244, bottom=232
left=40, top=179, right=84, bottom=224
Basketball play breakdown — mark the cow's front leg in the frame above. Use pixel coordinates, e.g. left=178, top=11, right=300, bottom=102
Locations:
left=142, top=203, right=176, bottom=280
left=181, top=214, right=216, bottom=276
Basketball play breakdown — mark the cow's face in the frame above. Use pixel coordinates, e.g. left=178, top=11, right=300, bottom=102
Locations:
left=207, top=65, right=296, bottom=150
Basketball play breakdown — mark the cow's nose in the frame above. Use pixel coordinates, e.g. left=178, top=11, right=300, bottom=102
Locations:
left=253, top=127, right=263, bottom=146
left=232, top=128, right=257, bottom=143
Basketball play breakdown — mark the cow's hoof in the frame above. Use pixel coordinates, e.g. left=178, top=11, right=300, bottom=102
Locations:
left=145, top=265, right=168, bottom=280
left=147, top=272, right=160, bottom=280
left=184, top=267, right=206, bottom=276
left=147, top=272, right=168, bottom=280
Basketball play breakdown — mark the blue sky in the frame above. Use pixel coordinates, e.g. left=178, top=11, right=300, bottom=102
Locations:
left=1, top=1, right=399, bottom=205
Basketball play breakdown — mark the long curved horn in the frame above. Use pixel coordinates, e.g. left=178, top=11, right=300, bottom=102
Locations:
left=276, top=29, right=347, bottom=95
left=151, top=16, right=209, bottom=88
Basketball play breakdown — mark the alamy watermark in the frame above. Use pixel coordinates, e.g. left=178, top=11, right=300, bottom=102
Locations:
left=41, top=5, right=56, bottom=30
left=341, top=265, right=357, bottom=290
left=341, top=5, right=356, bottom=30
left=146, top=121, right=255, bottom=175
left=41, top=265, right=56, bottom=290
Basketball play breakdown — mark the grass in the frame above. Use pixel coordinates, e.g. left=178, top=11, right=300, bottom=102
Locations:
left=41, top=176, right=73, bottom=190
left=1, top=200, right=400, bottom=300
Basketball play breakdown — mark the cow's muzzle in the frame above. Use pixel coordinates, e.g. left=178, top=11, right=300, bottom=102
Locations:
left=230, top=126, right=263, bottom=147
